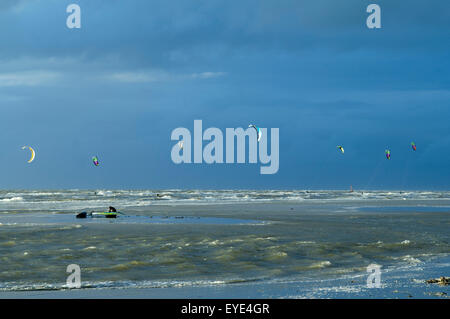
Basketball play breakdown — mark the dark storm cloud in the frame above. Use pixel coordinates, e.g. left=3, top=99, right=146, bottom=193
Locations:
left=0, top=0, right=449, bottom=189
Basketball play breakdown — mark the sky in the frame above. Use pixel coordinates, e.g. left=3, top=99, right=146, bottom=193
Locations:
left=0, top=0, right=449, bottom=190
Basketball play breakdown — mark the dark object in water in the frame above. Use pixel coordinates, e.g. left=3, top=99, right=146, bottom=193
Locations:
left=426, top=277, right=449, bottom=286
left=76, top=211, right=118, bottom=218
left=76, top=212, right=87, bottom=218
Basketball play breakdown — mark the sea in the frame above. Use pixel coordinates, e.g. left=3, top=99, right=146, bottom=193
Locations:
left=0, top=189, right=449, bottom=298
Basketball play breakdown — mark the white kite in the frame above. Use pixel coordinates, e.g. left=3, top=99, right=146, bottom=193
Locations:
left=249, top=124, right=262, bottom=142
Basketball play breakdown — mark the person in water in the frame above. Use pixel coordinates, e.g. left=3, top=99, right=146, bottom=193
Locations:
left=108, top=206, right=117, bottom=212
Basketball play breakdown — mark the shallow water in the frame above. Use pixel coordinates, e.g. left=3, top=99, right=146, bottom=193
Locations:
left=0, top=190, right=449, bottom=292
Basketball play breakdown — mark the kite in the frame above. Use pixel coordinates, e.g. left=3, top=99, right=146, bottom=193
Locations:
left=337, top=145, right=344, bottom=154
left=385, top=149, right=391, bottom=160
left=22, top=146, right=35, bottom=163
left=411, top=142, right=416, bottom=151
left=249, top=124, right=262, bottom=142
left=92, top=156, right=99, bottom=166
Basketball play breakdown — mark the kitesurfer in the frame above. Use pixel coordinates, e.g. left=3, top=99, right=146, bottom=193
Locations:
left=108, top=206, right=117, bottom=212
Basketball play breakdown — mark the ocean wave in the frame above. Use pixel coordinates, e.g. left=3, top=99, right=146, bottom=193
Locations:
left=397, top=255, right=422, bottom=264
left=0, top=197, right=23, bottom=202
left=1, top=190, right=450, bottom=211
left=0, top=277, right=262, bottom=292
left=309, top=261, right=332, bottom=269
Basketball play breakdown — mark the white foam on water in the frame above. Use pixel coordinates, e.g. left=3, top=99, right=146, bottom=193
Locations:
left=0, top=197, right=23, bottom=202
left=1, top=190, right=450, bottom=211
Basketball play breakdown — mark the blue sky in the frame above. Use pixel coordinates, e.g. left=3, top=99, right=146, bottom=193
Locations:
left=0, top=0, right=449, bottom=190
